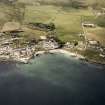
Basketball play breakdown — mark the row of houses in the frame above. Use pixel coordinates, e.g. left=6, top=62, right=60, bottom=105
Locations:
left=0, top=45, right=35, bottom=63
left=87, top=39, right=105, bottom=56
left=37, top=35, right=59, bottom=50
left=64, top=41, right=86, bottom=50
left=94, top=8, right=105, bottom=16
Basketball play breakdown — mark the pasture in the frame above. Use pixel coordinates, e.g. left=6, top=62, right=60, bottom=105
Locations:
left=24, top=5, right=93, bottom=42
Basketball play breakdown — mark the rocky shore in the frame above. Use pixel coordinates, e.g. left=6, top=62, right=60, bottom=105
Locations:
left=0, top=48, right=105, bottom=66
left=0, top=21, right=104, bottom=65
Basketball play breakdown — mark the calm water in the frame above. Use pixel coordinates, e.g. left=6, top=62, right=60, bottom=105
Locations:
left=0, top=54, right=105, bottom=105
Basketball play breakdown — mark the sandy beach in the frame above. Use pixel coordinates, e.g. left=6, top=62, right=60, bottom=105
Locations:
left=49, top=49, right=85, bottom=59
left=35, top=49, right=85, bottom=60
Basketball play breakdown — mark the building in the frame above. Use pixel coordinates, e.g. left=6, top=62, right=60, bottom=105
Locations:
left=42, top=40, right=59, bottom=50
left=40, top=36, right=47, bottom=40
left=64, top=42, right=74, bottom=49
left=82, top=23, right=96, bottom=28
left=88, top=40, right=99, bottom=45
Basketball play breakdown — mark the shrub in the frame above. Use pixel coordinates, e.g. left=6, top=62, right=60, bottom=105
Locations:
left=95, top=15, right=105, bottom=27
left=71, top=0, right=88, bottom=9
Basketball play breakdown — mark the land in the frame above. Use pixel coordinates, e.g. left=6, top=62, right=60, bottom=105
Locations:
left=0, top=0, right=105, bottom=64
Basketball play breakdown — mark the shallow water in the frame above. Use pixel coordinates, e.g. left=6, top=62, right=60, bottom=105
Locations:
left=0, top=54, right=105, bottom=105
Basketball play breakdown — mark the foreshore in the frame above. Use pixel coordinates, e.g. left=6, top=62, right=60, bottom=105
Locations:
left=49, top=49, right=85, bottom=59
left=35, top=49, right=105, bottom=66
left=34, top=49, right=86, bottom=61
left=0, top=48, right=105, bottom=66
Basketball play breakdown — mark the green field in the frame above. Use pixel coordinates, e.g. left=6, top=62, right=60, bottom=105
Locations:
left=24, top=5, right=94, bottom=42
left=86, top=27, right=105, bottom=46
left=0, top=3, right=104, bottom=45
left=0, top=4, right=11, bottom=26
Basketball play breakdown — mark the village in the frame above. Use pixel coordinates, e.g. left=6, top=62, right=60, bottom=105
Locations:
left=0, top=22, right=60, bottom=63
left=0, top=0, right=105, bottom=64
left=0, top=20, right=105, bottom=64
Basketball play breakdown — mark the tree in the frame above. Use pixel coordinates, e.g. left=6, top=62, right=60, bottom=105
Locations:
left=95, top=15, right=105, bottom=27
left=91, top=0, right=105, bottom=10
left=69, top=0, right=88, bottom=9
left=0, top=0, right=17, bottom=4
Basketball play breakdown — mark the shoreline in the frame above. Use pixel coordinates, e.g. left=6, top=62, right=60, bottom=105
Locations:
left=34, top=49, right=86, bottom=60
left=0, top=48, right=105, bottom=66
left=49, top=49, right=85, bottom=60
left=35, top=49, right=105, bottom=66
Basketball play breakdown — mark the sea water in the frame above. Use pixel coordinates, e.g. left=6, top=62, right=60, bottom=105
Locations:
left=0, top=53, right=105, bottom=105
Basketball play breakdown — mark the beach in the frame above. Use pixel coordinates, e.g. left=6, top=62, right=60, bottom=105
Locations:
left=49, top=49, right=85, bottom=59
left=35, top=49, right=85, bottom=60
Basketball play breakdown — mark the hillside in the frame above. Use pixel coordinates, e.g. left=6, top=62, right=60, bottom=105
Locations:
left=0, top=0, right=105, bottom=63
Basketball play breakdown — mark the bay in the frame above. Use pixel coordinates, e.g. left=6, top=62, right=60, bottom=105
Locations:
left=0, top=54, right=105, bottom=105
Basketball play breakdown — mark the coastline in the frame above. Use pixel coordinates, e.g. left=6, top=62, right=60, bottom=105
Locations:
left=34, top=49, right=85, bottom=60
left=0, top=48, right=105, bottom=66
left=35, top=49, right=105, bottom=66
left=49, top=49, right=85, bottom=60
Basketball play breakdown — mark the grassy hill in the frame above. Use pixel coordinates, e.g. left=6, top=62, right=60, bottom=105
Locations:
left=0, top=0, right=105, bottom=45
left=24, top=5, right=93, bottom=42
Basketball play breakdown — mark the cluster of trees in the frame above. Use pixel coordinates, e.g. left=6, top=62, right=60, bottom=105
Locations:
left=91, top=0, right=105, bottom=27
left=90, top=0, right=105, bottom=10
left=17, top=0, right=105, bottom=9
left=36, top=0, right=89, bottom=8
left=1, top=0, right=105, bottom=9
left=69, top=0, right=88, bottom=8
left=0, top=0, right=17, bottom=4
left=28, top=22, right=56, bottom=31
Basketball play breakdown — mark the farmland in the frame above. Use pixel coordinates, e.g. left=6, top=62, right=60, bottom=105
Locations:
left=24, top=5, right=94, bottom=42
left=0, top=0, right=105, bottom=64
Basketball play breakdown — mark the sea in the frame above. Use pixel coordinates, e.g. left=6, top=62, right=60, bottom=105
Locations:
left=0, top=53, right=105, bottom=105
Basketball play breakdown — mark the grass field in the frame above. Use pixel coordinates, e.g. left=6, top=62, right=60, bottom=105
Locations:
left=0, top=4, right=11, bottom=27
left=86, top=27, right=105, bottom=46
left=24, top=5, right=94, bottom=42
left=1, top=3, right=104, bottom=46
